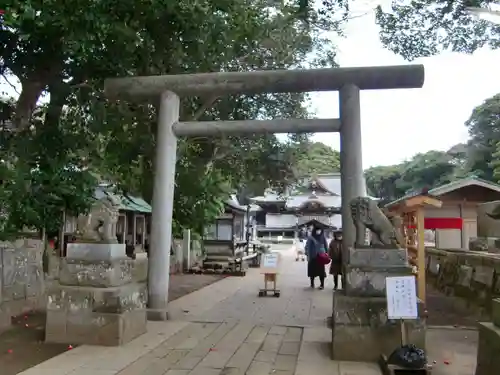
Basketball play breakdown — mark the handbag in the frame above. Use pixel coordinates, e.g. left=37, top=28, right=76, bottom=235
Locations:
left=309, top=237, right=330, bottom=265
left=317, top=251, right=331, bottom=265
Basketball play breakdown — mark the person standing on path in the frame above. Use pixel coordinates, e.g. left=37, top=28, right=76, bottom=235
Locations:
left=328, top=230, right=343, bottom=290
left=305, top=224, right=328, bottom=289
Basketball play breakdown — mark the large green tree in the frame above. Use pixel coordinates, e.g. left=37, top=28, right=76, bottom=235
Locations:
left=365, top=148, right=466, bottom=203
left=292, top=141, right=340, bottom=177
left=364, top=91, right=500, bottom=200
left=374, top=0, right=500, bottom=61
left=466, top=93, right=500, bottom=181
left=297, top=0, right=500, bottom=60
left=1, top=0, right=346, bottom=237
left=365, top=164, right=406, bottom=203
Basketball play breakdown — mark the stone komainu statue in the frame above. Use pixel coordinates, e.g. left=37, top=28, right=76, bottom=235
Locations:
left=486, top=203, right=500, bottom=220
left=349, top=196, right=404, bottom=248
left=75, top=196, right=120, bottom=243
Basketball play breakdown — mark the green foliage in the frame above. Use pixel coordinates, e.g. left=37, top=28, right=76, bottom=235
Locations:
left=365, top=164, right=406, bottom=203
left=293, top=141, right=340, bottom=177
left=365, top=149, right=465, bottom=203
left=1, top=0, right=346, bottom=238
left=0, top=98, right=98, bottom=238
left=467, top=93, right=500, bottom=181
left=491, top=141, right=500, bottom=183
left=364, top=88, right=500, bottom=204
left=374, top=0, right=500, bottom=61
left=401, top=151, right=457, bottom=189
left=365, top=90, right=500, bottom=203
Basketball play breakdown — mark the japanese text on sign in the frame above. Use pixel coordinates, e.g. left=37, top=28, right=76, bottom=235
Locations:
left=262, top=253, right=279, bottom=269
left=385, top=276, right=418, bottom=320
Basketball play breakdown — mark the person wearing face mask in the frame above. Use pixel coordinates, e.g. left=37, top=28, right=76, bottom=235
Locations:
left=305, top=224, right=328, bottom=289
left=328, top=230, right=343, bottom=290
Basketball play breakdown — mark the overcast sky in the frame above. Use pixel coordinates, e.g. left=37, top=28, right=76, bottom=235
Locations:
left=311, top=4, right=500, bottom=168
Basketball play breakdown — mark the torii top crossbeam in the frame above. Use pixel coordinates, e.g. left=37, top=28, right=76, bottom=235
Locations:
left=104, top=65, right=425, bottom=100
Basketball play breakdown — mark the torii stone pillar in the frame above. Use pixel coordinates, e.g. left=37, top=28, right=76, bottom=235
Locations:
left=339, top=83, right=366, bottom=252
left=149, top=91, right=179, bottom=316
left=105, top=65, right=425, bottom=321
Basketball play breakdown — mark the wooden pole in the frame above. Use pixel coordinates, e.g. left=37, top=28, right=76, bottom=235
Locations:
left=416, top=207, right=426, bottom=303
left=400, top=320, right=408, bottom=346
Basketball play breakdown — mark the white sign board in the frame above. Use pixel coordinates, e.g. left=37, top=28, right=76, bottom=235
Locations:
left=262, top=253, right=279, bottom=269
left=385, top=276, right=418, bottom=320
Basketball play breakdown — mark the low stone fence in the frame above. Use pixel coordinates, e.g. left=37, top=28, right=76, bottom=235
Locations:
left=0, top=237, right=45, bottom=332
left=0, top=232, right=204, bottom=333
left=425, top=247, right=500, bottom=316
left=133, top=238, right=204, bottom=282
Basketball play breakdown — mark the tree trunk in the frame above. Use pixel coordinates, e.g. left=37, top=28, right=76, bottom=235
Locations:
left=14, top=79, right=47, bottom=131
left=45, top=83, right=68, bottom=127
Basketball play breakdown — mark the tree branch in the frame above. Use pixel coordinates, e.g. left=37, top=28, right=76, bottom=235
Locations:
left=188, top=95, right=220, bottom=121
left=1, top=73, right=20, bottom=95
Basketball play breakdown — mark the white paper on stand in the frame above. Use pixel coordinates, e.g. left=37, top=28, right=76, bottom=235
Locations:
left=262, top=253, right=279, bottom=269
left=385, top=276, right=418, bottom=320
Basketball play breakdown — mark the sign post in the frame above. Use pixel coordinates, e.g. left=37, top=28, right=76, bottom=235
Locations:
left=386, top=275, right=418, bottom=345
left=380, top=276, right=428, bottom=374
left=259, top=252, right=281, bottom=297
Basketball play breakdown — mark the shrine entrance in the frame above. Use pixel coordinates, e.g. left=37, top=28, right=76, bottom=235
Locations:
left=104, top=65, right=425, bottom=318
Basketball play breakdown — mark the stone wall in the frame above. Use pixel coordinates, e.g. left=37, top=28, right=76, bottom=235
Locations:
left=425, top=247, right=500, bottom=317
left=476, top=299, right=500, bottom=375
left=0, top=234, right=202, bottom=333
left=0, top=237, right=45, bottom=332
left=190, top=239, right=203, bottom=266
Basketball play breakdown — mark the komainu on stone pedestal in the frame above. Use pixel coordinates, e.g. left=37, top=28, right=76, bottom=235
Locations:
left=332, top=197, right=425, bottom=362
left=75, top=196, right=120, bottom=244
left=349, top=196, right=404, bottom=248
left=46, top=195, right=147, bottom=346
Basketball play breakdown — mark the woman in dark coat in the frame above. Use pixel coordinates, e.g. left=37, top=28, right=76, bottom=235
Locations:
left=328, top=231, right=343, bottom=290
left=305, top=225, right=328, bottom=289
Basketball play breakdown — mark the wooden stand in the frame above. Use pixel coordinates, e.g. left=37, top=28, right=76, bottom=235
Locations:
left=379, top=320, right=431, bottom=375
left=258, top=272, right=280, bottom=297
left=386, top=194, right=442, bottom=305
left=259, top=253, right=281, bottom=297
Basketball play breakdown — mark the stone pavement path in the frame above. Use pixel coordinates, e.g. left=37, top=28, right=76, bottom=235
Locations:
left=167, top=244, right=334, bottom=327
left=15, top=244, right=477, bottom=375
left=17, top=320, right=380, bottom=375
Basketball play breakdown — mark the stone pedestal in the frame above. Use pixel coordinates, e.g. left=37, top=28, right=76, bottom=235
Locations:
left=344, top=265, right=413, bottom=297
left=66, top=242, right=126, bottom=260
left=476, top=299, right=500, bottom=375
left=45, top=243, right=147, bottom=346
left=332, top=247, right=426, bottom=362
left=0, top=238, right=46, bottom=333
left=58, top=258, right=134, bottom=287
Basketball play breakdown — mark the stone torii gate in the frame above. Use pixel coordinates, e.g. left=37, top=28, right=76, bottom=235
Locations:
left=104, top=65, right=425, bottom=319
